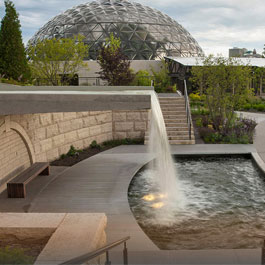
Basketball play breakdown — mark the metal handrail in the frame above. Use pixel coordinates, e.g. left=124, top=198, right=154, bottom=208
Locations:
left=60, top=236, right=130, bottom=265
left=261, top=239, right=265, bottom=265
left=184, top=80, right=192, bottom=140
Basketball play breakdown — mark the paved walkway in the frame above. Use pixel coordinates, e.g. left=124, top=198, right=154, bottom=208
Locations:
left=0, top=144, right=263, bottom=264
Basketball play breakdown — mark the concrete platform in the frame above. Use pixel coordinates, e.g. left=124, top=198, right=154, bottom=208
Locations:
left=0, top=144, right=263, bottom=264
left=0, top=84, right=152, bottom=115
left=0, top=213, right=107, bottom=265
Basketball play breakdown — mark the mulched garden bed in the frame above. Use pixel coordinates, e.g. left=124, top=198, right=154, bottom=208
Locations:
left=51, top=138, right=144, bottom=167
left=51, top=146, right=114, bottom=167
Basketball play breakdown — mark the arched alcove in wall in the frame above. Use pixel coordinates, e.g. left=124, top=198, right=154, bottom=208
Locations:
left=0, top=118, right=36, bottom=184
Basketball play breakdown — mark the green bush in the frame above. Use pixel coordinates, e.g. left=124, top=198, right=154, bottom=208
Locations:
left=102, top=138, right=144, bottom=147
left=191, top=108, right=210, bottom=115
left=257, top=104, right=265, bottom=111
left=90, top=140, right=101, bottom=149
left=67, top=145, right=79, bottom=156
left=242, top=103, right=251, bottom=110
left=196, top=118, right=203, bottom=127
left=151, top=60, right=171, bottom=93
left=131, top=70, right=151, bottom=86
left=0, top=247, right=34, bottom=264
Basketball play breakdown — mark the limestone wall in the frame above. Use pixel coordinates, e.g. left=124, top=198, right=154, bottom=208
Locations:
left=0, top=109, right=149, bottom=184
left=113, top=110, right=149, bottom=139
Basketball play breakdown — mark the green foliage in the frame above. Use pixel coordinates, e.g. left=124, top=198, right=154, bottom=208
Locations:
left=237, top=96, right=265, bottom=112
left=189, top=92, right=201, bottom=102
left=27, top=35, right=88, bottom=86
left=0, top=247, right=34, bottom=264
left=191, top=107, right=209, bottom=115
left=196, top=116, right=256, bottom=144
left=98, top=33, right=134, bottom=85
left=242, top=103, right=251, bottom=110
left=90, top=140, right=101, bottom=149
left=191, top=55, right=253, bottom=133
left=151, top=60, right=171, bottom=93
left=131, top=70, right=151, bottom=86
left=102, top=138, right=144, bottom=147
left=66, top=145, right=80, bottom=156
left=0, top=0, right=31, bottom=81
left=0, top=76, right=31, bottom=86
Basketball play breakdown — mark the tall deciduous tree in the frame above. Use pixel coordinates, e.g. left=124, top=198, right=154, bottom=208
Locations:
left=27, top=35, right=88, bottom=86
left=98, top=34, right=134, bottom=85
left=0, top=0, right=30, bottom=81
left=191, top=55, right=252, bottom=133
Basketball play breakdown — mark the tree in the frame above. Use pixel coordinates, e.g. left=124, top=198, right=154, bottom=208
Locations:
left=27, top=35, right=88, bottom=86
left=98, top=34, right=134, bottom=85
left=151, top=60, right=171, bottom=92
left=0, top=0, right=30, bottom=81
left=191, top=55, right=252, bottom=133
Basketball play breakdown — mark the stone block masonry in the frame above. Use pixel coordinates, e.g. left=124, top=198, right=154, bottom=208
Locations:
left=0, top=109, right=150, bottom=184
left=113, top=110, right=150, bottom=140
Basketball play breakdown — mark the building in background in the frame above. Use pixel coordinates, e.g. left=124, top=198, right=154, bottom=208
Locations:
left=28, top=0, right=204, bottom=85
left=29, top=0, right=204, bottom=61
left=229, top=47, right=262, bottom=58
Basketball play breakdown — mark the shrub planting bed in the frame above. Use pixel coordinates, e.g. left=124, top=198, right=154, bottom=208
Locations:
left=51, top=138, right=144, bottom=167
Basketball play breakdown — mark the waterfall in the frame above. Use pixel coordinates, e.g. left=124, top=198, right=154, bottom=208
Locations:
left=146, top=91, right=185, bottom=210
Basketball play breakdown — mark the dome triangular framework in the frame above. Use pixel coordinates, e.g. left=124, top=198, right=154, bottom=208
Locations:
left=28, top=0, right=204, bottom=60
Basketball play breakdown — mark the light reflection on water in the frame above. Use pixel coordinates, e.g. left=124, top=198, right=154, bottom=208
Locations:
left=128, top=157, right=265, bottom=249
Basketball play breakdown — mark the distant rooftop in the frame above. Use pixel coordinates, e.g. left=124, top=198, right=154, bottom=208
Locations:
left=165, top=57, right=265, bottom=67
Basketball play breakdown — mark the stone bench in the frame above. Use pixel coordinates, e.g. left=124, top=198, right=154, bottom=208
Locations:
left=7, top=162, right=50, bottom=198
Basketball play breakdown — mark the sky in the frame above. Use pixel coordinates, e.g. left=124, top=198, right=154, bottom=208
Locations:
left=0, top=0, right=264, bottom=56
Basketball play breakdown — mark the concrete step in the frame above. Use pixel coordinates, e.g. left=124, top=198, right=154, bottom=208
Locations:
left=159, top=97, right=184, bottom=100
left=166, top=125, right=193, bottom=132
left=163, top=114, right=187, bottom=119
left=164, top=117, right=187, bottom=124
left=145, top=139, right=195, bottom=145
left=162, top=111, right=187, bottom=115
left=161, top=105, right=186, bottom=112
left=167, top=130, right=192, bottom=136
left=169, top=139, right=195, bottom=144
left=159, top=102, right=185, bottom=105
left=161, top=109, right=187, bottom=114
left=145, top=130, right=191, bottom=137
left=165, top=122, right=189, bottom=127
left=168, top=135, right=195, bottom=140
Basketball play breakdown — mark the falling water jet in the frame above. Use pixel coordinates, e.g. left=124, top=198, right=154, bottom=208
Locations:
left=147, top=91, right=185, bottom=210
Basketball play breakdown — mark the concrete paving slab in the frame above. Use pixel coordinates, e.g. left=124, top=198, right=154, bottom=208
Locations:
left=0, top=213, right=66, bottom=228
left=35, top=213, right=107, bottom=265
left=0, top=144, right=263, bottom=264
left=0, top=166, right=68, bottom=212
left=109, top=249, right=261, bottom=264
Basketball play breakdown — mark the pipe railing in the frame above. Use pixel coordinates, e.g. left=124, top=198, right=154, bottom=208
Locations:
left=183, top=80, right=192, bottom=140
left=60, top=236, right=130, bottom=265
left=261, top=239, right=265, bottom=265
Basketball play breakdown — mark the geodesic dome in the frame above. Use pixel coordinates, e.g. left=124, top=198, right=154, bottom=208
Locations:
left=28, top=0, right=204, bottom=60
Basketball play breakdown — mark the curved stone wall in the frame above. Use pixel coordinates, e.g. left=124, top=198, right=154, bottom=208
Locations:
left=0, top=109, right=149, bottom=185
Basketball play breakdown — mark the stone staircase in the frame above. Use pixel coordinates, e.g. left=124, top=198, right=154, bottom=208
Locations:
left=145, top=95, right=195, bottom=145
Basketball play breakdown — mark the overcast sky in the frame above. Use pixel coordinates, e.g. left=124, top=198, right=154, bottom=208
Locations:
left=0, top=0, right=264, bottom=56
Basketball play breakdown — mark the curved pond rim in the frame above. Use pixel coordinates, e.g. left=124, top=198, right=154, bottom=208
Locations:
left=128, top=152, right=265, bottom=191
left=127, top=152, right=265, bottom=250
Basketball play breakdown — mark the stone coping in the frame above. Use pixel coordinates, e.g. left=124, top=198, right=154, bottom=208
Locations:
left=0, top=93, right=151, bottom=115
left=251, top=152, right=265, bottom=174
left=0, top=84, right=154, bottom=91
left=0, top=213, right=107, bottom=265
